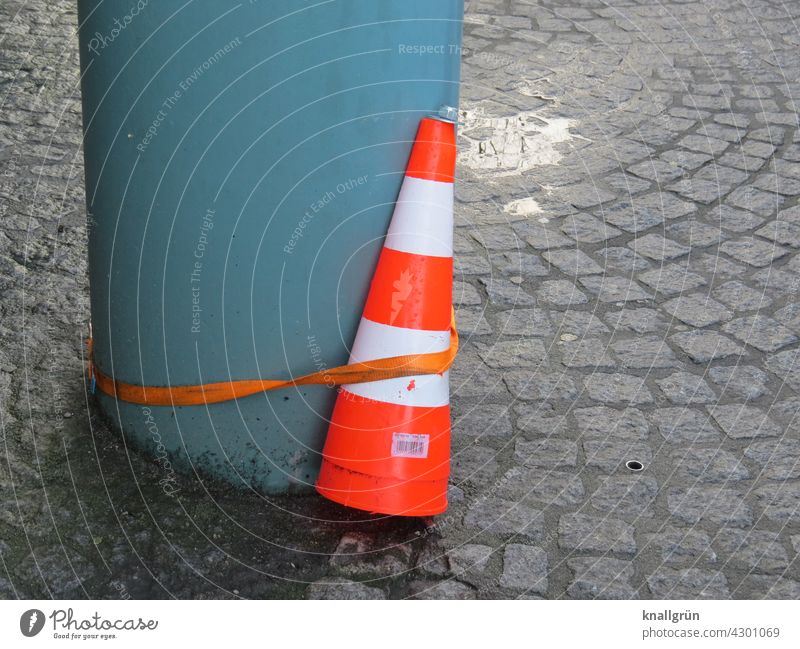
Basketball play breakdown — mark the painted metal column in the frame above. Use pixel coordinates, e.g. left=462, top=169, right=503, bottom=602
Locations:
left=77, top=0, right=464, bottom=492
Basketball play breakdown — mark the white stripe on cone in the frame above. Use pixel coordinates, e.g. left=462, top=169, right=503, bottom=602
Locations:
left=343, top=317, right=450, bottom=407
left=343, top=371, right=450, bottom=408
left=349, top=318, right=450, bottom=362
left=384, top=176, right=454, bottom=258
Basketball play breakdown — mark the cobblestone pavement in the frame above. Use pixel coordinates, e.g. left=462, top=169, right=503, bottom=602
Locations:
left=2, top=0, right=800, bottom=599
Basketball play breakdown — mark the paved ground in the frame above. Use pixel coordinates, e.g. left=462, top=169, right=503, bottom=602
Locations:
left=2, top=0, right=800, bottom=599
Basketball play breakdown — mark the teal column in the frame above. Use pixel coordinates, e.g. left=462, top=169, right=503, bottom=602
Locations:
left=78, top=0, right=464, bottom=492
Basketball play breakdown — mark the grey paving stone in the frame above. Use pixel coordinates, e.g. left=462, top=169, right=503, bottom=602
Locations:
left=650, top=407, right=721, bottom=444
left=479, top=276, right=536, bottom=307
left=638, top=264, right=707, bottom=296
left=611, top=336, right=679, bottom=368
left=579, top=275, right=653, bottom=302
left=464, top=496, right=544, bottom=540
left=451, top=352, right=509, bottom=399
left=563, top=183, right=617, bottom=210
left=453, top=404, right=513, bottom=438
left=454, top=280, right=483, bottom=306
left=745, top=438, right=800, bottom=481
left=558, top=514, right=636, bottom=556
left=590, top=475, right=658, bottom=519
left=720, top=237, right=789, bottom=267
left=560, top=338, right=616, bottom=369
left=755, top=220, right=800, bottom=247
left=628, top=159, right=684, bottom=183
left=599, top=200, right=664, bottom=233
left=597, top=246, right=652, bottom=273
left=656, top=371, right=716, bottom=404
left=514, top=405, right=567, bottom=437
left=678, top=134, right=729, bottom=156
left=514, top=438, right=578, bottom=469
left=493, top=307, right=554, bottom=337
left=536, top=279, right=589, bottom=305
left=647, top=568, right=730, bottom=599
left=751, top=268, right=800, bottom=295
left=497, top=467, right=585, bottom=507
left=605, top=171, right=651, bottom=195
left=717, top=151, right=767, bottom=172
left=708, top=365, right=770, bottom=399
left=661, top=294, right=733, bottom=327
left=666, top=219, right=727, bottom=247
left=668, top=178, right=726, bottom=204
left=306, top=577, right=386, bottom=600
left=735, top=576, right=800, bottom=600
left=330, top=533, right=413, bottom=578
left=561, top=212, right=623, bottom=243
left=415, top=542, right=451, bottom=577
left=667, top=486, right=753, bottom=527
left=475, top=339, right=548, bottom=368
left=584, top=439, right=652, bottom=473
left=722, top=315, right=798, bottom=352
left=670, top=330, right=745, bottom=363
left=647, top=527, right=717, bottom=565
left=470, top=226, right=524, bottom=250
left=567, top=557, right=638, bottom=599
left=455, top=254, right=493, bottom=275
left=694, top=163, right=749, bottom=185
left=447, top=544, right=493, bottom=579
left=753, top=481, right=800, bottom=524
left=494, top=251, right=550, bottom=277
left=504, top=370, right=578, bottom=401
left=671, top=447, right=749, bottom=483
left=709, top=204, right=766, bottom=232
left=773, top=303, right=800, bottom=333
left=712, top=280, right=772, bottom=311
left=605, top=308, right=666, bottom=334
left=452, top=445, right=500, bottom=485
left=499, top=544, right=548, bottom=593
left=543, top=248, right=603, bottom=275
left=554, top=311, right=610, bottom=336
left=455, top=306, right=493, bottom=335
left=408, top=580, right=476, bottom=600
left=574, top=406, right=649, bottom=440
left=513, top=222, right=575, bottom=250
left=716, top=529, right=790, bottom=572
left=741, top=140, right=778, bottom=159
left=661, top=149, right=712, bottom=170
left=584, top=373, right=654, bottom=405
left=726, top=186, right=784, bottom=217
left=707, top=404, right=782, bottom=439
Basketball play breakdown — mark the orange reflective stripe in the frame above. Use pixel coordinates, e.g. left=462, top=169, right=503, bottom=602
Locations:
left=362, top=247, right=453, bottom=330
left=404, top=118, right=456, bottom=183
left=88, top=310, right=458, bottom=407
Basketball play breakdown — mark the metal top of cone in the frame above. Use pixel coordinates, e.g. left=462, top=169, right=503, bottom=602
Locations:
left=433, top=104, right=462, bottom=124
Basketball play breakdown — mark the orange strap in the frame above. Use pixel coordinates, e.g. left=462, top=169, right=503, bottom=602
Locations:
left=88, top=310, right=458, bottom=407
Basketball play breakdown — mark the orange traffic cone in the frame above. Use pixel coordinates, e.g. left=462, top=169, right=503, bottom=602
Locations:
left=316, top=115, right=457, bottom=516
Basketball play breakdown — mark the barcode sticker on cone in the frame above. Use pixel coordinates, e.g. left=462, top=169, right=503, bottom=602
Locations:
left=391, top=432, right=430, bottom=458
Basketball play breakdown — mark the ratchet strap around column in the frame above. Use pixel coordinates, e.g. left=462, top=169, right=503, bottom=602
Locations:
left=88, top=310, right=458, bottom=407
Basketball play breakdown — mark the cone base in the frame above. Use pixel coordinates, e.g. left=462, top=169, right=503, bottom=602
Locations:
left=316, top=460, right=448, bottom=517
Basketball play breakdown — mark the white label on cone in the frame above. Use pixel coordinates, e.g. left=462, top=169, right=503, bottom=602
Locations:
left=391, top=432, right=430, bottom=458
